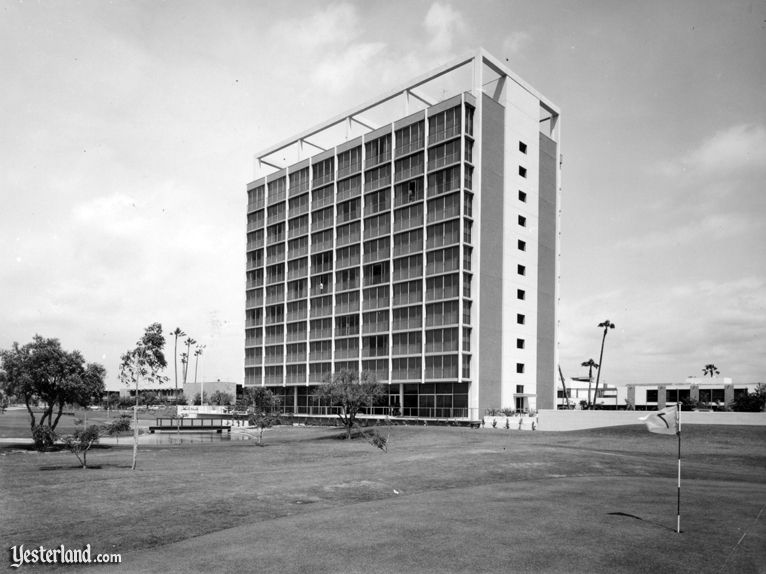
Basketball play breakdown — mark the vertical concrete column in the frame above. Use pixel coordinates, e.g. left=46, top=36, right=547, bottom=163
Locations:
left=724, top=384, right=734, bottom=407
left=657, top=385, right=666, bottom=409
left=690, top=384, right=699, bottom=402
left=399, top=383, right=404, bottom=416
left=627, top=385, right=635, bottom=410
left=293, top=387, right=298, bottom=413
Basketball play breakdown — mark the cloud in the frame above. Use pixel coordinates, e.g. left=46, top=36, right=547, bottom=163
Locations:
left=660, top=123, right=766, bottom=178
left=615, top=212, right=762, bottom=251
left=501, top=31, right=531, bottom=57
left=310, top=42, right=388, bottom=93
left=269, top=3, right=360, bottom=51
left=424, top=3, right=467, bottom=53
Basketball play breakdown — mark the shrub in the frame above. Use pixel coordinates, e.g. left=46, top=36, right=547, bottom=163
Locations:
left=32, top=425, right=56, bottom=450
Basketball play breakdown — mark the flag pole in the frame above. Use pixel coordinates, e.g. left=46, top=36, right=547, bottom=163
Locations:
left=676, top=401, right=681, bottom=534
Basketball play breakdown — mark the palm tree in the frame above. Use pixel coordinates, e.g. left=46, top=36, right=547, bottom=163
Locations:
left=702, top=364, right=720, bottom=378
left=593, top=319, right=615, bottom=409
left=170, top=328, right=186, bottom=402
left=193, top=345, right=205, bottom=384
left=181, top=338, right=197, bottom=385
left=581, top=358, right=600, bottom=408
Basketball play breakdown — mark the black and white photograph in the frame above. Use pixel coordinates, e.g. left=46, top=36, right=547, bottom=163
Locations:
left=1, top=1, right=764, bottom=572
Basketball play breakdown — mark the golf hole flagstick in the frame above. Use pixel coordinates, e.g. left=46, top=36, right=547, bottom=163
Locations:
left=640, top=403, right=682, bottom=533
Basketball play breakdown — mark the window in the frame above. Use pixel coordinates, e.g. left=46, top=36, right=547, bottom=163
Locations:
left=267, top=201, right=286, bottom=224
left=287, top=193, right=311, bottom=217
left=337, top=198, right=361, bottom=224
left=336, top=268, right=360, bottom=292
left=309, top=318, right=332, bottom=340
left=393, top=229, right=423, bottom=257
left=464, top=105, right=474, bottom=136
left=426, top=246, right=459, bottom=275
left=365, top=189, right=390, bottom=216
left=335, top=314, right=360, bottom=337
left=395, top=178, right=424, bottom=207
left=519, top=141, right=527, bottom=154
left=517, top=289, right=525, bottom=300
left=248, top=185, right=265, bottom=211
left=516, top=363, right=525, bottom=374
left=426, top=273, right=460, bottom=301
left=395, top=152, right=424, bottom=182
left=364, top=164, right=391, bottom=192
left=289, top=167, right=309, bottom=196
left=335, top=291, right=360, bottom=314
left=518, top=191, right=527, bottom=202
left=516, top=338, right=525, bottom=349
left=311, top=229, right=333, bottom=253
left=394, top=203, right=424, bottom=232
left=363, top=286, right=389, bottom=310
left=518, top=240, right=526, bottom=251
left=393, top=254, right=423, bottom=281
left=518, top=166, right=527, bottom=178
left=364, top=213, right=390, bottom=239
left=425, top=328, right=459, bottom=353
left=363, top=334, right=388, bottom=357
left=312, top=157, right=334, bottom=187
left=310, top=295, right=333, bottom=318
left=427, top=166, right=461, bottom=197
left=517, top=264, right=526, bottom=276
left=337, top=175, right=361, bottom=202
left=392, top=305, right=422, bottom=330
left=364, top=261, right=389, bottom=286
left=425, top=300, right=459, bottom=327
left=517, top=314, right=525, bottom=325
left=427, top=192, right=460, bottom=223
left=428, top=106, right=461, bottom=144
left=312, top=185, right=333, bottom=209
left=516, top=385, right=524, bottom=394
left=288, top=235, right=308, bottom=258
left=310, top=251, right=333, bottom=274
left=646, top=389, right=658, bottom=402
left=335, top=337, right=359, bottom=359
left=392, top=280, right=422, bottom=307
left=337, top=146, right=362, bottom=177
left=336, top=221, right=361, bottom=247
left=337, top=245, right=361, bottom=269
left=286, top=300, right=307, bottom=321
left=395, top=121, right=425, bottom=155
left=363, top=310, right=389, bottom=334
left=428, top=140, right=461, bottom=171
left=267, top=177, right=286, bottom=204
left=312, top=206, right=333, bottom=231
left=427, top=220, right=460, bottom=249
left=365, top=134, right=391, bottom=168
left=518, top=215, right=527, bottom=227
left=364, top=236, right=390, bottom=262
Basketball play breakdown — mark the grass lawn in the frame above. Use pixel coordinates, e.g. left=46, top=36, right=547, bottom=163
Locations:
left=1, top=409, right=765, bottom=573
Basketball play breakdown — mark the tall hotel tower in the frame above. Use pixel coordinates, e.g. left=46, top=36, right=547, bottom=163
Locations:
left=245, top=50, right=561, bottom=419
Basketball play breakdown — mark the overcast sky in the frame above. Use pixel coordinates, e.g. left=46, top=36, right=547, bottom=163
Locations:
left=2, top=0, right=764, bottom=391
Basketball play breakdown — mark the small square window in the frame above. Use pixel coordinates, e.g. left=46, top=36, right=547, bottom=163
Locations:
left=517, top=313, right=525, bottom=325
left=516, top=363, right=524, bottom=374
left=518, top=191, right=527, bottom=202
left=519, top=141, right=527, bottom=154
left=517, top=289, right=525, bottom=300
left=518, top=240, right=526, bottom=251
left=518, top=215, right=526, bottom=227
left=517, top=264, right=526, bottom=276
left=516, top=338, right=525, bottom=349
left=516, top=384, right=524, bottom=393
left=518, top=166, right=527, bottom=178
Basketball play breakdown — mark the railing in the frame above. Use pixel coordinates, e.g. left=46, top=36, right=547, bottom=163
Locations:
left=394, top=165, right=424, bottom=183
left=428, top=151, right=461, bottom=172
left=395, top=139, right=424, bottom=157
left=428, top=125, right=461, bottom=145
left=365, top=151, right=391, bottom=169
left=337, top=162, right=361, bottom=179
left=282, top=406, right=478, bottom=420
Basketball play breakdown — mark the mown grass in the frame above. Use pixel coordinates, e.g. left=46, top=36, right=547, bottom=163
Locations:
left=1, top=410, right=764, bottom=573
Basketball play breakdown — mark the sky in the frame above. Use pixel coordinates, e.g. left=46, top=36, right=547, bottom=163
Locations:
left=2, top=0, right=764, bottom=391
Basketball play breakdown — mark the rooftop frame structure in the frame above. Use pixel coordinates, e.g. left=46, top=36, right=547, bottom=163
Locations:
left=254, top=48, right=560, bottom=179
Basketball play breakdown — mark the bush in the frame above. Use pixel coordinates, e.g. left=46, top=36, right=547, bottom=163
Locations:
left=730, top=385, right=766, bottom=412
left=60, top=425, right=101, bottom=468
left=32, top=424, right=56, bottom=450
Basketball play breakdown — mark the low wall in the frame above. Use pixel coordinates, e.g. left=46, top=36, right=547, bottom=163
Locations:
left=537, top=410, right=766, bottom=431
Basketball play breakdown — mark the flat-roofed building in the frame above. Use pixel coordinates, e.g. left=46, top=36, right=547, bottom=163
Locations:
left=245, top=49, right=561, bottom=420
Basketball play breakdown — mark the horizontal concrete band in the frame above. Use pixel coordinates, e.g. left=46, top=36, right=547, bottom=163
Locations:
left=537, top=410, right=766, bottom=431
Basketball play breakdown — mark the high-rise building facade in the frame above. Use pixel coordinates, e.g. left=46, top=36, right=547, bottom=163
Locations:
left=245, top=50, right=561, bottom=419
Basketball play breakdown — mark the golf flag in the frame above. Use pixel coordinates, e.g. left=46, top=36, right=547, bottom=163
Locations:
left=640, top=405, right=679, bottom=435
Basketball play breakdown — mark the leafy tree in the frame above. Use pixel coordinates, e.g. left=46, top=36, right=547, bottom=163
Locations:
left=580, top=358, right=599, bottom=408
left=193, top=392, right=209, bottom=406
left=317, top=370, right=386, bottom=439
left=593, top=320, right=615, bottom=409
left=702, top=364, right=720, bottom=378
left=241, top=387, right=281, bottom=446
left=208, top=390, right=233, bottom=406
left=60, top=425, right=101, bottom=469
left=730, top=384, right=766, bottom=412
left=119, top=323, right=168, bottom=470
left=0, top=336, right=105, bottom=449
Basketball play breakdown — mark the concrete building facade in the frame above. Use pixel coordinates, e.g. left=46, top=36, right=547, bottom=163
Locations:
left=244, top=50, right=561, bottom=420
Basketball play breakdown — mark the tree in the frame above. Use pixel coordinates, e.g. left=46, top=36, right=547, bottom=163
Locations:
left=208, top=390, right=233, bottom=406
left=241, top=387, right=282, bottom=445
left=0, top=336, right=105, bottom=449
left=593, top=320, right=615, bottom=410
left=59, top=425, right=101, bottom=469
left=317, top=370, right=386, bottom=439
left=181, top=337, right=197, bottom=385
left=193, top=344, right=205, bottom=383
left=170, top=328, right=186, bottom=402
left=702, top=364, right=720, bottom=378
left=580, top=358, right=599, bottom=409
left=730, top=384, right=766, bottom=412
left=119, top=323, right=168, bottom=470
left=193, top=392, right=208, bottom=406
